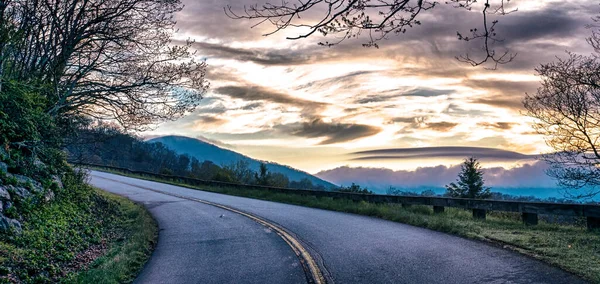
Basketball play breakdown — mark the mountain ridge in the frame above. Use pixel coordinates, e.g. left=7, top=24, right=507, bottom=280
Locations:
left=148, top=135, right=336, bottom=189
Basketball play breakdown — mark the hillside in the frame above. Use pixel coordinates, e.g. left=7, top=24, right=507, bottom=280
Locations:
left=149, top=136, right=336, bottom=189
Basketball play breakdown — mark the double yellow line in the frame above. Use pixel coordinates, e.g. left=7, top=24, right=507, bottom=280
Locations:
left=95, top=175, right=326, bottom=284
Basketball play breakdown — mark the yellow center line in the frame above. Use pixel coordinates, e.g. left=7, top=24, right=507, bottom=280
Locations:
left=95, top=175, right=326, bottom=284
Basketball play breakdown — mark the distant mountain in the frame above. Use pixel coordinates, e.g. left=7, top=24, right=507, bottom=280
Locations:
left=316, top=163, right=564, bottom=197
left=149, top=135, right=336, bottom=189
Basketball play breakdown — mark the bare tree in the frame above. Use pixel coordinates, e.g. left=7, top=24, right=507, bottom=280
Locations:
left=226, top=0, right=516, bottom=69
left=524, top=52, right=600, bottom=199
left=0, top=0, right=209, bottom=131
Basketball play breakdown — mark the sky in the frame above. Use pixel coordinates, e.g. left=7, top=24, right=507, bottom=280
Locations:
left=145, top=0, right=599, bottom=177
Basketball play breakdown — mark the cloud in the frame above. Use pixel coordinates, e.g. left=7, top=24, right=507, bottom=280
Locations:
left=240, top=102, right=263, bottom=110
left=352, top=147, right=536, bottom=161
left=191, top=41, right=330, bottom=66
left=297, top=71, right=378, bottom=91
left=463, top=79, right=539, bottom=96
left=355, top=88, right=452, bottom=104
left=389, top=117, right=423, bottom=124
left=195, top=115, right=226, bottom=125
left=423, top=122, right=458, bottom=131
left=402, top=88, right=452, bottom=97
left=289, top=118, right=382, bottom=144
left=195, top=135, right=235, bottom=149
left=443, top=103, right=490, bottom=117
left=176, top=0, right=270, bottom=42
left=205, top=130, right=280, bottom=141
left=355, top=93, right=401, bottom=104
left=472, top=97, right=525, bottom=110
left=213, top=85, right=327, bottom=116
left=478, top=122, right=518, bottom=130
left=499, top=6, right=589, bottom=42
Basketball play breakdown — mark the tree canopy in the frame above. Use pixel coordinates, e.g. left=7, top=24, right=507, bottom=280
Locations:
left=0, top=0, right=208, bottom=131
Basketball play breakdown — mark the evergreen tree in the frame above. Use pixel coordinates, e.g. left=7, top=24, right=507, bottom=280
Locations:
left=255, top=163, right=270, bottom=186
left=446, top=157, right=491, bottom=199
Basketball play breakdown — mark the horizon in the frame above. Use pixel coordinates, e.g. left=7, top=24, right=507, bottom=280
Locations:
left=149, top=135, right=593, bottom=201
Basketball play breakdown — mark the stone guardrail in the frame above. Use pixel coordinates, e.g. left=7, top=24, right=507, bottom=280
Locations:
left=76, top=163, right=600, bottom=230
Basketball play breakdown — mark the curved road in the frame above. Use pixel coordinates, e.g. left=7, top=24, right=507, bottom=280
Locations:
left=89, top=171, right=585, bottom=284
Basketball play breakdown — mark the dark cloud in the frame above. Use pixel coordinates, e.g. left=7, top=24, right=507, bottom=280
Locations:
left=464, top=79, right=539, bottom=97
left=464, top=80, right=536, bottom=111
left=205, top=65, right=242, bottom=82
left=389, top=117, right=422, bottom=124
left=196, top=115, right=226, bottom=125
left=214, top=85, right=326, bottom=116
left=499, top=6, right=589, bottom=42
left=289, top=118, right=381, bottom=145
left=402, top=88, right=452, bottom=97
left=355, top=94, right=400, bottom=104
left=472, top=97, right=525, bottom=110
left=296, top=70, right=377, bottom=91
left=240, top=102, right=263, bottom=110
left=423, top=122, right=458, bottom=132
left=176, top=0, right=269, bottom=42
left=355, top=88, right=452, bottom=104
left=191, top=41, right=331, bottom=66
left=443, top=103, right=490, bottom=117
left=352, top=146, right=536, bottom=161
left=478, top=122, right=518, bottom=130
left=206, top=117, right=381, bottom=145
left=196, top=102, right=228, bottom=114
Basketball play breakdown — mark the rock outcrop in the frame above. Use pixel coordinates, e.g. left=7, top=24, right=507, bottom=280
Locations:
left=0, top=215, right=21, bottom=234
left=0, top=157, right=61, bottom=234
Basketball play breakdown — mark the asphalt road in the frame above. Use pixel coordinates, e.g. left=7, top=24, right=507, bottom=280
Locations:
left=89, top=171, right=586, bottom=284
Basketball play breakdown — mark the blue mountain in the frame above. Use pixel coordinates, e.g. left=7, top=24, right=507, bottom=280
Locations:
left=148, top=135, right=336, bottom=189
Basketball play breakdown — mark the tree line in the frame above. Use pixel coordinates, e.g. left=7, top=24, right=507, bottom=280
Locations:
left=66, top=124, right=329, bottom=190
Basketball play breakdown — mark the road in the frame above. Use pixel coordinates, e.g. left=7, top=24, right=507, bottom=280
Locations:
left=89, top=171, right=586, bottom=284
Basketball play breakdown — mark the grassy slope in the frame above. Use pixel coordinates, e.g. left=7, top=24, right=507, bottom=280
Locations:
left=0, top=173, right=157, bottom=284
left=67, top=189, right=157, bottom=283
left=100, top=168, right=600, bottom=283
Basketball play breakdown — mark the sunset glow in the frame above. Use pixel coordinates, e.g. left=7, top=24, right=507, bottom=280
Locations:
left=146, top=0, right=597, bottom=174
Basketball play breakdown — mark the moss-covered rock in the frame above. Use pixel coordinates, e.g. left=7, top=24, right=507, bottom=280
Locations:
left=13, top=174, right=43, bottom=194
left=0, top=186, right=10, bottom=200
left=0, top=215, right=21, bottom=233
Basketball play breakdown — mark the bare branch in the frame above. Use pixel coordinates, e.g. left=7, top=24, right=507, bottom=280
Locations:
left=524, top=52, right=600, bottom=199
left=226, top=0, right=517, bottom=68
left=0, top=0, right=209, bottom=131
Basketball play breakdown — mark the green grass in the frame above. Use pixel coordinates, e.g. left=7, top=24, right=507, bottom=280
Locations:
left=0, top=171, right=157, bottom=283
left=99, top=168, right=600, bottom=283
left=67, top=190, right=157, bottom=283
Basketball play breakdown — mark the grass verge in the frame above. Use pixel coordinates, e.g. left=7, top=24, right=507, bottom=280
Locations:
left=0, top=171, right=157, bottom=283
left=96, top=168, right=600, bottom=283
left=67, top=189, right=157, bottom=283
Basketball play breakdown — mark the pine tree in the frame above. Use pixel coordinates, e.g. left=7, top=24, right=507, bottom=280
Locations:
left=255, top=163, right=270, bottom=186
left=446, top=157, right=491, bottom=199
